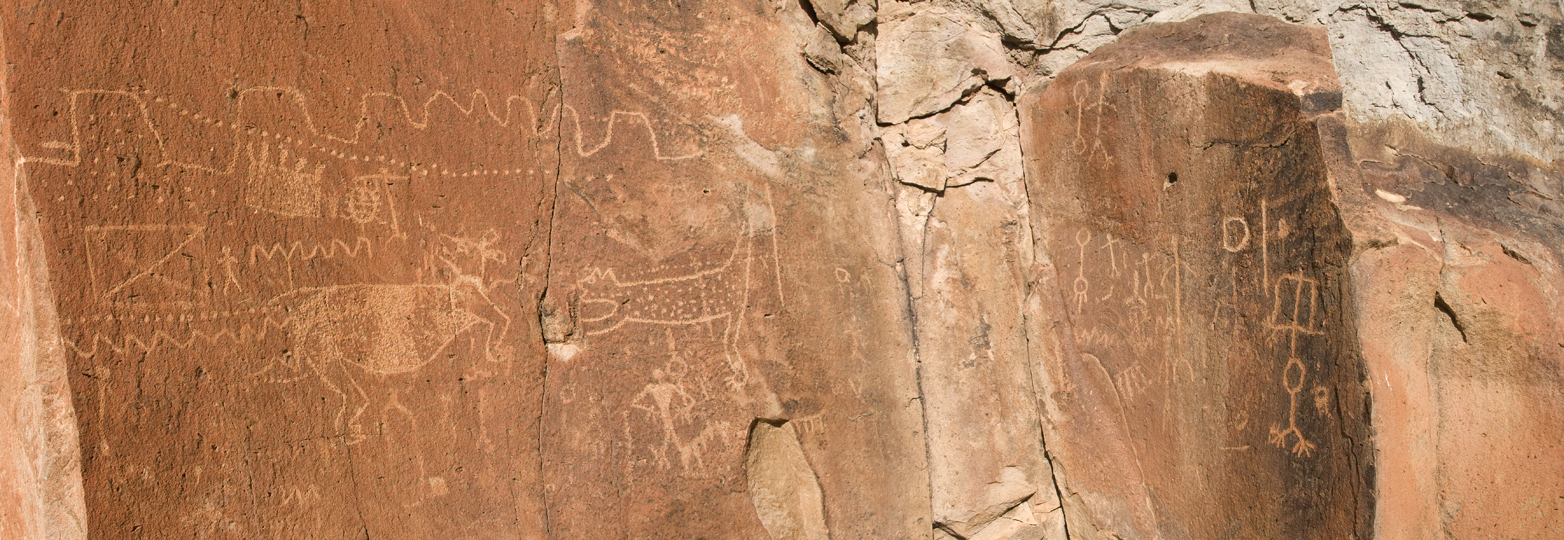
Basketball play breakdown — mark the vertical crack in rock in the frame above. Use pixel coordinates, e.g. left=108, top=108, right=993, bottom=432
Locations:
left=1018, top=13, right=1376, bottom=538
left=872, top=1, right=1071, bottom=537
left=3, top=0, right=1559, bottom=537
left=342, top=442, right=371, bottom=540
left=530, top=30, right=575, bottom=538
left=1432, top=292, right=1467, bottom=343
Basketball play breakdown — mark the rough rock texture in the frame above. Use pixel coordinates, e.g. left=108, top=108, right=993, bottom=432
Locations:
left=540, top=1, right=931, bottom=538
left=0, top=1, right=1561, bottom=540
left=2, top=102, right=86, bottom=540
left=4, top=2, right=560, bottom=537
left=1021, top=16, right=1372, bottom=539
left=1018, top=11, right=1562, bottom=540
left=1328, top=116, right=1564, bottom=539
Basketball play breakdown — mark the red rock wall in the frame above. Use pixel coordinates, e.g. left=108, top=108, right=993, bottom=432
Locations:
left=1, top=3, right=1560, bottom=540
left=542, top=1, right=931, bottom=538
left=4, top=2, right=559, bottom=537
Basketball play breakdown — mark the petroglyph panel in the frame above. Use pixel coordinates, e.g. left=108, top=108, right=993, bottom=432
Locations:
left=7, top=2, right=559, bottom=537
left=541, top=1, right=932, bottom=537
left=1022, top=15, right=1370, bottom=540
left=543, top=104, right=784, bottom=540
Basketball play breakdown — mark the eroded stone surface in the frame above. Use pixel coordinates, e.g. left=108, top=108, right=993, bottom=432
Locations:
left=1, top=126, right=86, bottom=540
left=6, top=2, right=559, bottom=537
left=2, top=1, right=1562, bottom=539
left=876, top=5, right=1017, bottom=124
left=1324, top=116, right=1564, bottom=539
left=541, top=1, right=931, bottom=539
left=1021, top=14, right=1372, bottom=539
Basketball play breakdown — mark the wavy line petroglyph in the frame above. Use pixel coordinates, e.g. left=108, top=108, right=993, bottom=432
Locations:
left=66, top=228, right=515, bottom=446
left=562, top=105, right=701, bottom=161
left=25, top=86, right=558, bottom=170
left=23, top=88, right=701, bottom=179
left=63, top=316, right=292, bottom=359
left=247, top=237, right=374, bottom=265
left=248, top=230, right=512, bottom=443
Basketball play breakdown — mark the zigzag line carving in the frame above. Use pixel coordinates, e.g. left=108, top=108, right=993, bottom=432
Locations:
left=563, top=106, right=702, bottom=161
left=247, top=237, right=374, bottom=265
left=64, top=315, right=293, bottom=358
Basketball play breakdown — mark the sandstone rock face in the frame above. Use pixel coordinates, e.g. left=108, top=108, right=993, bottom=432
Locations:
left=1017, top=11, right=1563, bottom=540
left=541, top=1, right=931, bottom=538
left=2, top=117, right=86, bottom=540
left=1327, top=118, right=1564, bottom=539
left=1, top=1, right=1561, bottom=540
left=1021, top=15, right=1372, bottom=539
left=4, top=2, right=560, bottom=537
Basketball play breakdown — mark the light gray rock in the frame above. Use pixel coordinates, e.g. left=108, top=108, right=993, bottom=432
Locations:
left=914, top=178, right=1050, bottom=538
left=943, top=0, right=1052, bottom=45
left=883, top=88, right=1023, bottom=190
left=1314, top=0, right=1564, bottom=161
left=811, top=0, right=878, bottom=41
left=876, top=6, right=1017, bottom=123
left=942, top=89, right=1024, bottom=188
left=884, top=119, right=950, bottom=190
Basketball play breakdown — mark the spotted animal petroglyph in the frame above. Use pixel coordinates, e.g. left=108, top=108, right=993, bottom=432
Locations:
left=575, top=205, right=777, bottom=402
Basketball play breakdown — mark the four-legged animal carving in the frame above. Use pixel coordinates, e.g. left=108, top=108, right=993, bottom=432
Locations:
left=575, top=216, right=780, bottom=415
left=262, top=256, right=509, bottom=443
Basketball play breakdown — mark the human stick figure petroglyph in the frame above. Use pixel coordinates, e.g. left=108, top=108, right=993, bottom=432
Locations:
left=627, top=331, right=730, bottom=473
left=1072, top=72, right=1116, bottom=165
left=1266, top=272, right=1323, bottom=457
left=1073, top=228, right=1092, bottom=313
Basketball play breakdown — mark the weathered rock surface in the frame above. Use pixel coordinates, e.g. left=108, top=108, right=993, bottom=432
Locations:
left=542, top=1, right=931, bottom=538
left=877, top=5, right=1017, bottom=123
left=5, top=2, right=561, bottom=537
left=1328, top=117, right=1564, bottom=539
left=2, top=118, right=86, bottom=540
left=0, top=1, right=1560, bottom=540
left=1022, top=15, right=1372, bottom=539
left=1020, top=11, right=1563, bottom=540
